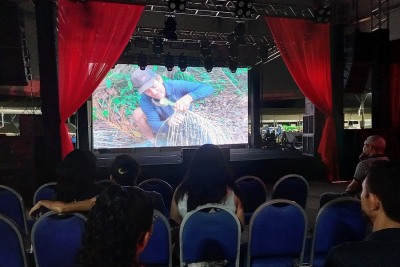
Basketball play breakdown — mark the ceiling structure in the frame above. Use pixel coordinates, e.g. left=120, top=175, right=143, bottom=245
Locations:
left=0, top=0, right=399, bottom=122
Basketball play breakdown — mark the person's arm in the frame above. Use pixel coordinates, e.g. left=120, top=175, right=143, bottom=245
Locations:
left=234, top=194, right=245, bottom=230
left=29, top=197, right=96, bottom=217
left=140, top=96, right=164, bottom=133
left=169, top=190, right=183, bottom=225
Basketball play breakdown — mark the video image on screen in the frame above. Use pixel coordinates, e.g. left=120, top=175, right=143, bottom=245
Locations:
left=92, top=64, right=248, bottom=149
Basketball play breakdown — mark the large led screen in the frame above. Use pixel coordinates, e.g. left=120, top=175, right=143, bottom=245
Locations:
left=92, top=64, right=248, bottom=148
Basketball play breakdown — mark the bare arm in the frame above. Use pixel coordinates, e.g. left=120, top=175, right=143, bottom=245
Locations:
left=29, top=197, right=97, bottom=217
left=234, top=194, right=245, bottom=230
left=169, top=190, right=183, bottom=225
left=345, top=179, right=361, bottom=194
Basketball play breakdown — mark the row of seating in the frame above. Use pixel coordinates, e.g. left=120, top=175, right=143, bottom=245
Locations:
left=0, top=196, right=367, bottom=267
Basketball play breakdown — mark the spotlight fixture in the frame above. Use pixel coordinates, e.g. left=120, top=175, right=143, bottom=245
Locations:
left=258, top=45, right=269, bottom=61
left=233, top=22, right=246, bottom=45
left=235, top=0, right=253, bottom=18
left=204, top=56, right=213, bottom=73
left=229, top=42, right=239, bottom=59
left=313, top=6, right=331, bottom=23
left=200, top=40, right=211, bottom=58
left=164, top=53, right=174, bottom=71
left=228, top=58, right=238, bottom=73
left=168, top=0, right=186, bottom=12
left=137, top=51, right=147, bottom=70
left=152, top=38, right=164, bottom=55
left=161, top=16, right=178, bottom=40
left=178, top=54, right=188, bottom=72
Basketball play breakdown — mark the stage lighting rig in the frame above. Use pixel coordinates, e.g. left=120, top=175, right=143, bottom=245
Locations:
left=137, top=51, right=147, bottom=70
left=178, top=54, right=188, bottom=72
left=152, top=38, right=164, bottom=55
left=161, top=16, right=178, bottom=40
left=204, top=56, right=213, bottom=73
left=313, top=5, right=331, bottom=23
left=235, top=0, right=253, bottom=18
left=200, top=40, right=211, bottom=58
left=164, top=53, right=174, bottom=71
left=228, top=57, right=238, bottom=73
left=168, top=0, right=186, bottom=12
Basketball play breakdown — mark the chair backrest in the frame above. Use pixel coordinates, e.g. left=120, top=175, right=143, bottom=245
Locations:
left=139, top=210, right=172, bottom=267
left=0, top=214, right=28, bottom=267
left=179, top=204, right=241, bottom=267
left=0, top=185, right=28, bottom=235
left=271, top=174, right=309, bottom=209
left=310, top=197, right=368, bottom=267
left=31, top=211, right=87, bottom=267
left=138, top=178, right=174, bottom=215
left=235, top=175, right=268, bottom=224
left=247, top=199, right=307, bottom=267
left=33, top=182, right=57, bottom=205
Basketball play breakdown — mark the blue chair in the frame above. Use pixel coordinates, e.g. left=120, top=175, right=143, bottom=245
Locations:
left=180, top=204, right=241, bottom=267
left=271, top=174, right=309, bottom=209
left=0, top=214, right=28, bottom=267
left=139, top=210, right=172, bottom=267
left=310, top=197, right=368, bottom=267
left=33, top=182, right=57, bottom=204
left=31, top=211, right=87, bottom=267
left=138, top=178, right=174, bottom=216
left=0, top=185, right=28, bottom=235
left=235, top=175, right=268, bottom=224
left=247, top=199, right=307, bottom=267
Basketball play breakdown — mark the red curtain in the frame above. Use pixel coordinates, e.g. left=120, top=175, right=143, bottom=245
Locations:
left=266, top=17, right=338, bottom=181
left=390, top=39, right=400, bottom=127
left=57, top=0, right=144, bottom=158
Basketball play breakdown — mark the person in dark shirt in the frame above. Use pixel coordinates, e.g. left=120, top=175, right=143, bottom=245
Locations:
left=324, top=160, right=400, bottom=267
left=131, top=68, right=214, bottom=146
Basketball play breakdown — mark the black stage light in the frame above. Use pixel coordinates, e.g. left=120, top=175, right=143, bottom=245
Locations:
left=228, top=57, right=238, bottom=73
left=200, top=40, right=211, bottom=58
left=164, top=53, right=174, bottom=71
left=204, top=56, right=213, bottom=73
left=229, top=42, right=239, bottom=59
left=313, top=6, right=331, bottom=23
left=138, top=52, right=147, bottom=70
left=235, top=0, right=253, bottom=18
left=258, top=45, right=269, bottom=61
left=162, top=16, right=178, bottom=40
left=178, top=54, right=188, bottom=72
left=168, top=0, right=186, bottom=12
left=152, top=38, right=164, bottom=55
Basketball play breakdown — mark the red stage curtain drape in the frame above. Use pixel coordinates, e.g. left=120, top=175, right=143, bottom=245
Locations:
left=390, top=39, right=400, bottom=127
left=266, top=17, right=338, bottom=181
left=57, top=0, right=144, bottom=158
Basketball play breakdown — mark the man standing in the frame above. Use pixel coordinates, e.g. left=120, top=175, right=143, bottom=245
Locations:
left=324, top=160, right=400, bottom=267
left=131, top=68, right=214, bottom=145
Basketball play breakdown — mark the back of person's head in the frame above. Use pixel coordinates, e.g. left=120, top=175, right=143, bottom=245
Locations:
left=177, top=144, right=234, bottom=211
left=55, top=149, right=99, bottom=202
left=77, top=184, right=154, bottom=267
left=366, top=160, right=400, bottom=222
left=110, top=155, right=141, bottom=186
left=366, top=135, right=386, bottom=154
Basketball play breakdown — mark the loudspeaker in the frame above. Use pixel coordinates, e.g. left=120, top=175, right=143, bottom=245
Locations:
left=344, top=30, right=374, bottom=93
left=0, top=1, right=28, bottom=86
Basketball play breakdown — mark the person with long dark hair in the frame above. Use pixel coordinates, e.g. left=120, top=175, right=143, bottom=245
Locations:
left=77, top=184, right=154, bottom=267
left=170, top=144, right=244, bottom=227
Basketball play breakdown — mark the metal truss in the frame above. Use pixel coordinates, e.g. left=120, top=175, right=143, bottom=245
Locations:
left=370, top=0, right=389, bottom=31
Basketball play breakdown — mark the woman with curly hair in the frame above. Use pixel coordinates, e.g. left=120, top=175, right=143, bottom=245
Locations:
left=77, top=184, right=154, bottom=267
left=170, top=144, right=245, bottom=227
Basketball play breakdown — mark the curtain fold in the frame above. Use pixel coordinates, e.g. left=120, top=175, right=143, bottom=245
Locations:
left=57, top=0, right=144, bottom=158
left=266, top=17, right=338, bottom=181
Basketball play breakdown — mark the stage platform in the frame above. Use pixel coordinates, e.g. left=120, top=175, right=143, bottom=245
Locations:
left=95, top=147, right=328, bottom=189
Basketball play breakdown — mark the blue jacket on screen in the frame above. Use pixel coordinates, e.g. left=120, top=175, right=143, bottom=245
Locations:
left=140, top=80, right=214, bottom=133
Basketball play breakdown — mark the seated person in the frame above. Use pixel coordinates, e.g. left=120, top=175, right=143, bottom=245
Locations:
left=76, top=184, right=154, bottom=267
left=30, top=154, right=165, bottom=216
left=324, top=160, right=400, bottom=267
left=170, top=144, right=244, bottom=228
left=319, top=135, right=388, bottom=208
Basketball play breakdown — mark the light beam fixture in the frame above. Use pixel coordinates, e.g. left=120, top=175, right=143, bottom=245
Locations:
left=164, top=53, right=174, bottom=71
left=178, top=54, right=188, bottom=72
left=152, top=38, right=164, bottom=55
left=235, top=0, right=253, bottom=18
left=161, top=16, right=178, bottom=40
left=138, top=51, right=147, bottom=70
left=313, top=5, right=331, bottom=23
left=204, top=56, right=213, bottom=72
left=168, top=0, right=186, bottom=12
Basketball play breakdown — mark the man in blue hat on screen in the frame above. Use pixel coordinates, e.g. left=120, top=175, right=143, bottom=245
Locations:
left=131, top=68, right=214, bottom=146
